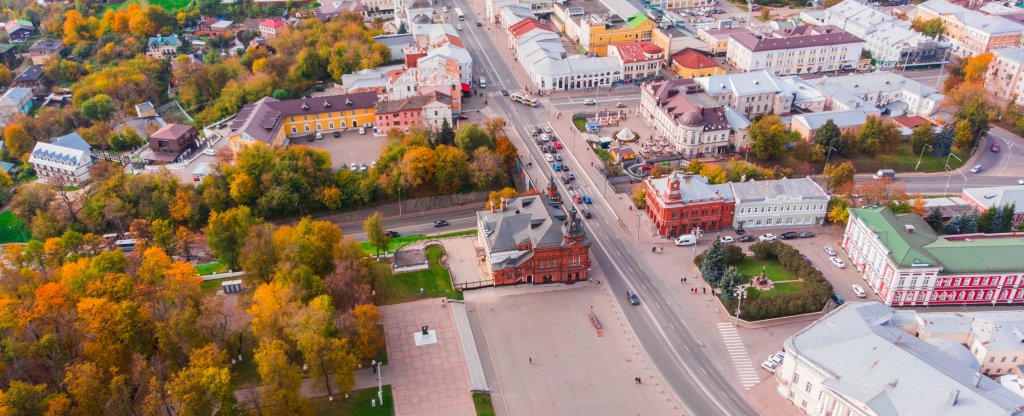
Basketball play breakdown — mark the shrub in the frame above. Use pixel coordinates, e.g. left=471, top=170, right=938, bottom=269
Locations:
left=724, top=245, right=745, bottom=265
left=719, top=241, right=834, bottom=321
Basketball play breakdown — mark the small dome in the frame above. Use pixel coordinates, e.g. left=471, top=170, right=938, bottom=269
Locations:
left=642, top=43, right=662, bottom=55
left=680, top=111, right=703, bottom=126
left=408, top=0, right=431, bottom=8
left=412, top=14, right=432, bottom=24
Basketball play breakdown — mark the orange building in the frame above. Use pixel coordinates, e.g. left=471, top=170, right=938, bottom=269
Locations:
left=228, top=93, right=378, bottom=152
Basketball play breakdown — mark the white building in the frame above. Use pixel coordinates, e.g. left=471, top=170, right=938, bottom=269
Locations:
left=729, top=177, right=829, bottom=229
left=916, top=0, right=1024, bottom=57
left=825, top=0, right=951, bottom=68
left=509, top=18, right=624, bottom=91
left=0, top=87, right=33, bottom=126
left=608, top=41, right=663, bottom=82
left=805, top=71, right=944, bottom=116
left=725, top=25, right=864, bottom=76
left=27, top=132, right=93, bottom=185
left=695, top=70, right=795, bottom=119
left=640, top=78, right=750, bottom=158
left=777, top=302, right=1024, bottom=416
left=791, top=109, right=868, bottom=140
left=779, top=76, right=827, bottom=112
left=987, top=47, right=1024, bottom=105
left=486, top=0, right=555, bottom=22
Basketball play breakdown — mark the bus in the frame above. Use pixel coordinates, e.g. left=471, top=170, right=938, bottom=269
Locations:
left=510, top=93, right=539, bottom=107
left=454, top=7, right=464, bottom=20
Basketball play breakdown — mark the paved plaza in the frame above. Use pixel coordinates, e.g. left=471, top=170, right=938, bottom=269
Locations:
left=381, top=298, right=476, bottom=416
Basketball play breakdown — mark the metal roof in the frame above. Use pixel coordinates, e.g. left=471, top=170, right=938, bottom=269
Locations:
left=729, top=177, right=828, bottom=203
left=792, top=109, right=868, bottom=130
left=477, top=196, right=582, bottom=268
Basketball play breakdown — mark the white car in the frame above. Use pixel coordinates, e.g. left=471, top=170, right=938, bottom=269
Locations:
left=456, top=24, right=463, bottom=30
left=540, top=133, right=550, bottom=141
left=830, top=256, right=846, bottom=269
left=583, top=98, right=597, bottom=105
left=970, top=164, right=982, bottom=173
left=202, top=148, right=216, bottom=156
left=719, top=236, right=734, bottom=244
left=759, top=233, right=777, bottom=242
left=1018, top=179, right=1024, bottom=185
left=761, top=359, right=779, bottom=373
left=824, top=246, right=836, bottom=256
left=544, top=126, right=553, bottom=133
left=544, top=154, right=554, bottom=162
left=851, top=284, right=866, bottom=298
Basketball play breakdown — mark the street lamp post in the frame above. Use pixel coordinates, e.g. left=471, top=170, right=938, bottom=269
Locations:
left=734, top=286, right=744, bottom=327
left=971, top=131, right=985, bottom=157
left=943, top=152, right=963, bottom=195
left=914, top=144, right=933, bottom=171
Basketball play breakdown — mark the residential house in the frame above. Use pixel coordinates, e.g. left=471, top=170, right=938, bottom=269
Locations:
left=385, top=56, right=463, bottom=113
left=259, top=19, right=287, bottom=39
left=0, top=43, right=15, bottom=66
left=695, top=70, right=795, bottom=118
left=476, top=195, right=591, bottom=285
left=498, top=5, right=536, bottom=28
left=195, top=18, right=235, bottom=36
left=0, top=87, right=34, bottom=125
left=146, top=123, right=199, bottom=164
left=916, top=0, right=1024, bottom=56
left=790, top=109, right=868, bottom=140
left=340, top=64, right=404, bottom=94
left=805, top=71, right=944, bottom=116
left=315, top=0, right=369, bottom=21
left=986, top=47, right=1024, bottom=105
left=726, top=25, right=865, bottom=76
left=670, top=48, right=724, bottom=78
left=825, top=0, right=951, bottom=68
left=135, top=102, right=158, bottom=118
left=644, top=172, right=735, bottom=236
left=961, top=185, right=1024, bottom=226
left=27, top=132, right=93, bottom=185
left=608, top=41, right=663, bottom=82
left=360, top=0, right=395, bottom=19
left=778, top=76, right=827, bottom=112
left=147, top=35, right=180, bottom=59
left=228, top=92, right=378, bottom=151
left=12, top=65, right=47, bottom=94
left=640, top=78, right=750, bottom=158
left=697, top=27, right=755, bottom=55
left=27, top=39, right=62, bottom=65
left=4, top=19, right=35, bottom=43
left=729, top=177, right=828, bottom=229
left=373, top=91, right=453, bottom=134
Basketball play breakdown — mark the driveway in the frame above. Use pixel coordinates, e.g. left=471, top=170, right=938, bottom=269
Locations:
left=297, top=130, right=386, bottom=169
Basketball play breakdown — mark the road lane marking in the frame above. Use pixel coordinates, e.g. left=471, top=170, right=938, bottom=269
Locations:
left=716, top=323, right=760, bottom=390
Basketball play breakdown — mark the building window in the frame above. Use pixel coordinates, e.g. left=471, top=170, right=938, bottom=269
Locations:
left=793, top=373, right=800, bottom=384
left=805, top=382, right=812, bottom=393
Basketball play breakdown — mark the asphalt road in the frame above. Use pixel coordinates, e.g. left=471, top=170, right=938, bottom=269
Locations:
left=341, top=205, right=480, bottom=241
left=453, top=5, right=757, bottom=415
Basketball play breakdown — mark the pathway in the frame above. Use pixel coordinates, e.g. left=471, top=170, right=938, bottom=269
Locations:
left=716, top=322, right=760, bottom=390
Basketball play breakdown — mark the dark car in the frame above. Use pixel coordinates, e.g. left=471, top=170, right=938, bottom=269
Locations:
left=306, top=135, right=315, bottom=142
left=799, top=231, right=815, bottom=238
left=831, top=294, right=845, bottom=306
left=738, top=235, right=755, bottom=242
left=433, top=220, right=449, bottom=227
left=781, top=231, right=799, bottom=240
left=582, top=208, right=592, bottom=219
left=626, top=290, right=640, bottom=305
left=992, top=144, right=1001, bottom=152
left=333, top=131, right=340, bottom=138
left=385, top=230, right=400, bottom=238
left=476, top=22, right=482, bottom=27
left=501, top=89, right=509, bottom=96
left=735, top=227, right=746, bottom=235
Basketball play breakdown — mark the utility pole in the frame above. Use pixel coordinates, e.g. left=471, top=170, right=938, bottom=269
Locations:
left=914, top=144, right=933, bottom=171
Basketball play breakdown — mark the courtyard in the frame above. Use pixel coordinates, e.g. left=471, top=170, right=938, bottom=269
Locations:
left=298, top=129, right=387, bottom=170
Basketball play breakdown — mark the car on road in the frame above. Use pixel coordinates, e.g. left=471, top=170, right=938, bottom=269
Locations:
left=476, top=22, right=482, bottom=26
left=202, top=148, right=216, bottom=156
left=851, top=284, right=867, bottom=298
left=582, top=208, right=592, bottom=218
left=583, top=98, right=597, bottom=105
left=1019, top=179, right=1024, bottom=185
left=555, top=154, right=562, bottom=161
left=831, top=294, right=845, bottom=305
left=582, top=195, right=593, bottom=204
left=759, top=233, right=777, bottom=242
left=501, top=89, right=509, bottom=96
left=561, top=174, right=571, bottom=184
left=830, top=256, right=846, bottom=269
left=544, top=154, right=554, bottom=162
left=626, top=290, right=640, bottom=305
left=573, top=194, right=582, bottom=203
left=540, top=133, right=549, bottom=141
left=333, top=131, right=341, bottom=138
left=385, top=230, right=400, bottom=238
left=738, top=235, right=755, bottom=242
left=306, top=135, right=315, bottom=142
left=824, top=246, right=837, bottom=256
left=799, top=231, right=815, bottom=238
left=553, top=141, right=563, bottom=149
left=567, top=173, right=575, bottom=180
left=456, top=24, right=463, bottom=30
left=674, top=234, right=697, bottom=246
left=719, top=236, right=734, bottom=244
left=433, top=220, right=449, bottom=227
left=992, top=144, right=1001, bottom=152
left=561, top=164, right=569, bottom=172
left=616, top=102, right=626, bottom=108
left=544, top=126, right=552, bottom=133
left=780, top=231, right=799, bottom=240
left=552, top=163, right=561, bottom=171
left=970, top=164, right=982, bottom=173
left=315, top=132, right=323, bottom=140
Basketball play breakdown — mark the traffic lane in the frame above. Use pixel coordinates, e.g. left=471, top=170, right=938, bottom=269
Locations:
left=337, top=206, right=481, bottom=241
left=849, top=174, right=1024, bottom=193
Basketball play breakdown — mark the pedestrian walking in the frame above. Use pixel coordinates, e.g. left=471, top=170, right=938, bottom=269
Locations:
left=703, top=287, right=706, bottom=294
left=651, top=247, right=656, bottom=253
left=684, top=277, right=687, bottom=283
left=529, top=357, right=533, bottom=364
left=442, top=299, right=447, bottom=308
left=659, top=246, right=664, bottom=254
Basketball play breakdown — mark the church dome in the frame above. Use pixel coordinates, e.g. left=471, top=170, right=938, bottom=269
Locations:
left=680, top=111, right=703, bottom=126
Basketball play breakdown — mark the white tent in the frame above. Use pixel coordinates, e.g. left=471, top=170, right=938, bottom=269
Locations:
left=616, top=127, right=636, bottom=142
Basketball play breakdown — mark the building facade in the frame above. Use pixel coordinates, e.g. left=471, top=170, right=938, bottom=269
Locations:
left=644, top=172, right=735, bottom=236
left=842, top=207, right=1024, bottom=307
left=695, top=71, right=795, bottom=119
left=147, top=35, right=180, bottom=59
left=726, top=25, right=864, bottom=76
left=671, top=48, right=725, bottom=78
left=608, top=41, right=663, bottom=82
left=477, top=195, right=591, bottom=285
left=374, top=91, right=452, bottom=135
left=640, top=78, right=748, bottom=158
left=805, top=71, right=944, bottom=117
left=0, top=87, right=33, bottom=125
left=228, top=93, right=378, bottom=151
left=986, top=47, right=1024, bottom=105
left=729, top=177, right=829, bottom=229
left=147, top=123, right=198, bottom=163
left=27, top=133, right=93, bottom=185
left=697, top=27, right=754, bottom=55
left=961, top=185, right=1024, bottom=226
left=916, top=0, right=1023, bottom=56
left=790, top=109, right=868, bottom=140
left=27, top=39, right=62, bottom=65
left=510, top=20, right=624, bottom=91
left=825, top=0, right=951, bottom=69
left=4, top=19, right=36, bottom=43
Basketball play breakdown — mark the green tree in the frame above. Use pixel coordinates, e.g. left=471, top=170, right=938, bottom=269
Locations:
left=857, top=116, right=882, bottom=154
left=435, top=118, right=455, bottom=147
left=700, top=239, right=727, bottom=285
left=925, top=207, right=944, bottom=232
left=813, top=118, right=842, bottom=153
left=290, top=49, right=328, bottom=82
left=454, top=124, right=493, bottom=155
left=910, top=123, right=935, bottom=153
left=956, top=98, right=990, bottom=145
left=822, top=162, right=856, bottom=193
left=748, top=115, right=790, bottom=160
left=80, top=94, right=116, bottom=122
left=719, top=266, right=741, bottom=303
left=433, top=144, right=468, bottom=193
left=239, top=223, right=280, bottom=285
left=826, top=197, right=851, bottom=225
left=205, top=206, right=258, bottom=270
left=363, top=212, right=390, bottom=257
left=1000, top=203, right=1016, bottom=233
left=943, top=213, right=963, bottom=234
left=954, top=119, right=973, bottom=153
left=0, top=381, right=50, bottom=416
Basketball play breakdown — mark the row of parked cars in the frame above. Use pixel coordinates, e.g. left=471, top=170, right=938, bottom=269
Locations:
left=340, top=161, right=375, bottom=172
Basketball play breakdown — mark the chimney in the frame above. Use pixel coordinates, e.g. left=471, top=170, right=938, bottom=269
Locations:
left=905, top=224, right=915, bottom=233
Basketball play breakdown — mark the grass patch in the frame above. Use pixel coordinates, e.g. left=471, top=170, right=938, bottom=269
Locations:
left=0, top=211, right=30, bottom=244
left=734, top=257, right=795, bottom=284
left=196, top=261, right=227, bottom=276
left=199, top=277, right=236, bottom=293
left=229, top=331, right=261, bottom=388
left=747, top=281, right=804, bottom=299
left=359, top=229, right=476, bottom=255
left=473, top=393, right=496, bottom=416
left=593, top=147, right=612, bottom=161
left=841, top=144, right=966, bottom=173
left=308, top=386, right=394, bottom=416
left=105, top=0, right=193, bottom=12
left=573, top=118, right=587, bottom=132
left=377, top=245, right=463, bottom=305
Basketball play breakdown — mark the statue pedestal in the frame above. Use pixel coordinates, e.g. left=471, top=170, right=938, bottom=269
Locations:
left=414, top=330, right=437, bottom=346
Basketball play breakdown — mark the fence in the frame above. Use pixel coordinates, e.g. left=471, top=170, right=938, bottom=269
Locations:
left=454, top=279, right=494, bottom=290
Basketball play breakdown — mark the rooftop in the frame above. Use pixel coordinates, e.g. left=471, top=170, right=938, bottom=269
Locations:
left=647, top=172, right=734, bottom=206
left=611, top=41, right=662, bottom=63
left=13, top=65, right=43, bottom=83
left=696, top=70, right=790, bottom=96
left=375, top=91, right=451, bottom=113
left=28, top=132, right=92, bottom=168
left=148, top=35, right=180, bottom=47
left=699, top=26, right=755, bottom=41
left=787, top=302, right=1024, bottom=416
left=728, top=177, right=828, bottom=203
left=230, top=92, right=378, bottom=143
left=730, top=25, right=863, bottom=53
left=994, top=47, right=1024, bottom=65
left=792, top=109, right=868, bottom=130
left=644, top=79, right=730, bottom=131
left=0, top=87, right=33, bottom=106
left=260, top=19, right=286, bottom=29
left=962, top=185, right=1024, bottom=210
left=919, top=0, right=1024, bottom=35
left=150, top=123, right=195, bottom=140
left=671, top=48, right=720, bottom=70
left=28, top=39, right=62, bottom=52
left=476, top=195, right=585, bottom=268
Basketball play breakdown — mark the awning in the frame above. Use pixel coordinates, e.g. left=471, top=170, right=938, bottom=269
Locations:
left=461, top=83, right=471, bottom=92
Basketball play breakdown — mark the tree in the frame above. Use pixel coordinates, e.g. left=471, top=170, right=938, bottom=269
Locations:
left=631, top=188, right=646, bottom=209
left=167, top=344, right=240, bottom=416
left=254, top=340, right=309, bottom=415
left=856, top=116, right=898, bottom=155
left=399, top=146, right=438, bottom=189
left=0, top=381, right=51, bottom=416
left=433, top=144, right=468, bottom=193
left=352, top=304, right=385, bottom=361
left=925, top=207, right=945, bottom=232
left=910, top=123, right=935, bottom=153
left=239, top=224, right=280, bottom=285
left=249, top=281, right=301, bottom=344
left=954, top=119, right=973, bottom=153
left=483, top=117, right=506, bottom=139
left=911, top=17, right=945, bottom=37
left=933, top=124, right=954, bottom=157
left=826, top=197, right=851, bottom=225
left=700, top=239, right=727, bottom=285
left=454, top=124, right=493, bottom=155
left=291, top=49, right=328, bottom=82
left=760, top=7, right=771, bottom=21
left=494, top=136, right=519, bottom=168
left=956, top=98, right=990, bottom=149
left=822, top=162, right=855, bottom=194
left=961, top=209, right=979, bottom=233
left=813, top=119, right=841, bottom=153
left=718, top=266, right=741, bottom=302
left=434, top=118, right=455, bottom=147
left=748, top=115, right=790, bottom=160
left=964, top=52, right=994, bottom=82
left=468, top=147, right=505, bottom=190
left=363, top=212, right=390, bottom=257
left=205, top=206, right=258, bottom=270
left=0, top=65, right=12, bottom=86
left=4, top=124, right=35, bottom=160
left=700, top=164, right=727, bottom=184
left=1000, top=203, right=1016, bottom=233
left=80, top=94, right=116, bottom=122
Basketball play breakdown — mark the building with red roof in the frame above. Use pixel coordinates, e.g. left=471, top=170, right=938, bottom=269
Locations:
left=259, top=19, right=287, bottom=38
left=608, top=41, right=663, bottom=81
left=671, top=48, right=724, bottom=79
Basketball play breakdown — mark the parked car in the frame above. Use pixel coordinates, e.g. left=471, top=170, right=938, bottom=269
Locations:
left=582, top=195, right=592, bottom=204
left=738, top=235, right=755, bottom=242
left=851, top=284, right=867, bottom=298
left=339, top=163, right=347, bottom=170
left=568, top=173, right=575, bottom=180
left=202, top=148, right=216, bottom=156
left=759, top=233, right=777, bottom=242
left=333, top=131, right=341, bottom=138
left=799, top=231, right=815, bottom=238
left=544, top=154, right=554, bottom=162
left=761, top=359, right=779, bottom=373
left=315, top=132, right=323, bottom=140
left=719, top=236, right=734, bottom=244
left=831, top=294, right=845, bottom=305
left=830, top=256, right=846, bottom=269
left=970, top=164, right=982, bottom=173
left=306, top=135, right=315, bottom=142
left=824, top=246, right=837, bottom=256
left=1019, top=179, right=1024, bottom=185
left=675, top=234, right=697, bottom=246
left=385, top=230, right=400, bottom=238
left=735, top=227, right=745, bottom=235
left=476, top=22, right=482, bottom=26
left=561, top=165, right=570, bottom=173
left=616, top=102, right=626, bottom=108
left=992, top=144, right=1001, bottom=152
left=456, top=24, right=463, bottom=30
left=553, top=141, right=563, bottom=149
left=350, top=163, right=359, bottom=172
left=555, top=154, right=563, bottom=161
left=582, top=209, right=592, bottom=219
left=561, top=174, right=571, bottom=184
left=583, top=98, right=596, bottom=105
left=540, top=133, right=549, bottom=141
left=552, top=163, right=561, bottom=171
left=433, top=220, right=449, bottom=227
left=573, top=194, right=582, bottom=203
left=360, top=162, right=367, bottom=171
left=780, top=231, right=799, bottom=240
left=544, top=126, right=552, bottom=133
left=626, top=289, right=640, bottom=305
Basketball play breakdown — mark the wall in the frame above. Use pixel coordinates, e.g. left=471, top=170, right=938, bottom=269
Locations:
left=309, top=191, right=490, bottom=225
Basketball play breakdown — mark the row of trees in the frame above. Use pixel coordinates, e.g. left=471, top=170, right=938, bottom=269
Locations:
left=922, top=203, right=1019, bottom=235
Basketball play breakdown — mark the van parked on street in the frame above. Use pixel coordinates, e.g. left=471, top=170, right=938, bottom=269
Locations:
left=674, top=234, right=697, bottom=246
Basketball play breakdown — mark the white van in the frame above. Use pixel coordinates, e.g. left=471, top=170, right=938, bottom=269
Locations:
left=674, top=234, right=697, bottom=246
left=479, top=77, right=487, bottom=88
left=873, top=169, right=895, bottom=180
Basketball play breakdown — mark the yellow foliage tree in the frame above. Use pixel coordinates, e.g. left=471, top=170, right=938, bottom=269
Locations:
left=964, top=52, right=993, bottom=82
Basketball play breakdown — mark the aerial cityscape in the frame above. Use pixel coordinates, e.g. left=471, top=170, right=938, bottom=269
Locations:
left=2, top=0, right=1024, bottom=414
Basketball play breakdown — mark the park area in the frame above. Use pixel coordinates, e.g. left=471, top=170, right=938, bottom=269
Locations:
left=0, top=211, right=30, bottom=244
left=376, top=245, right=464, bottom=305
left=734, top=257, right=805, bottom=299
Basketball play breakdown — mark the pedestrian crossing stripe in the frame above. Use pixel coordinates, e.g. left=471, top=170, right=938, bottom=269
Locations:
left=716, top=323, right=761, bottom=390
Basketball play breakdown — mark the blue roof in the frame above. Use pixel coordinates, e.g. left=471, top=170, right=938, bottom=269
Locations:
left=148, top=35, right=181, bottom=47
left=52, top=132, right=91, bottom=152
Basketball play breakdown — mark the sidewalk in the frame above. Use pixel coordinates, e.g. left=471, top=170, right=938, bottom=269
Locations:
left=234, top=367, right=386, bottom=407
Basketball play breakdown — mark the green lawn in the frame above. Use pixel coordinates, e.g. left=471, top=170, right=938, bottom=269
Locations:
left=573, top=118, right=587, bottom=132
left=196, top=261, right=227, bottom=276
left=229, top=331, right=260, bottom=388
left=377, top=245, right=463, bottom=305
left=594, top=147, right=611, bottom=161
left=199, top=277, right=237, bottom=293
left=474, top=393, right=496, bottom=416
left=747, top=281, right=804, bottom=299
left=734, top=257, right=795, bottom=284
left=0, top=211, right=30, bottom=244
left=360, top=230, right=476, bottom=255
left=309, top=386, right=394, bottom=416
left=105, top=0, right=193, bottom=12
left=829, top=143, right=966, bottom=174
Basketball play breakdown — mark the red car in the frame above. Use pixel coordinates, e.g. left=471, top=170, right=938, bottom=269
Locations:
left=573, top=194, right=582, bottom=203
left=553, top=141, right=563, bottom=149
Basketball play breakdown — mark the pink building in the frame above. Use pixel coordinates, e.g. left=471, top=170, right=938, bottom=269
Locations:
left=374, top=91, right=453, bottom=135
left=259, top=19, right=286, bottom=38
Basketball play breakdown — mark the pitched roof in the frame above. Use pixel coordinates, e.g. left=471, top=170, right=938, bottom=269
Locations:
left=260, top=19, right=286, bottom=29
left=730, top=25, right=863, bottom=52
left=28, top=132, right=92, bottom=168
left=611, top=41, right=661, bottom=63
left=374, top=91, right=451, bottom=113
left=13, top=65, right=43, bottom=83
left=28, top=39, right=62, bottom=53
left=230, top=92, right=378, bottom=144
left=793, top=109, right=868, bottom=130
left=696, top=70, right=790, bottom=96
left=647, top=172, right=734, bottom=206
left=671, top=48, right=720, bottom=70
left=962, top=185, right=1024, bottom=211
left=729, top=177, right=828, bottom=203
left=4, top=19, right=33, bottom=35
left=509, top=18, right=552, bottom=39
left=147, top=35, right=180, bottom=47
left=0, top=87, right=33, bottom=107
left=150, top=123, right=195, bottom=141
left=994, top=47, right=1024, bottom=65
left=477, top=196, right=584, bottom=268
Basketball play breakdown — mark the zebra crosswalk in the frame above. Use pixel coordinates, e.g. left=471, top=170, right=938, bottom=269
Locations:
left=716, top=322, right=761, bottom=390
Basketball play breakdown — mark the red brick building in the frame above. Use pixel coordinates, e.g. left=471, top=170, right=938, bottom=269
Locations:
left=644, top=172, right=735, bottom=237
left=477, top=195, right=591, bottom=285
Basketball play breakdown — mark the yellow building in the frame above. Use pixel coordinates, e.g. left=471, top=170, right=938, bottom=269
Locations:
left=671, top=48, right=724, bottom=78
left=228, top=92, right=379, bottom=152
left=578, top=13, right=655, bottom=56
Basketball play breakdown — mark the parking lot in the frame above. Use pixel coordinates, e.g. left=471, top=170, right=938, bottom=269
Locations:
left=295, top=129, right=387, bottom=170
